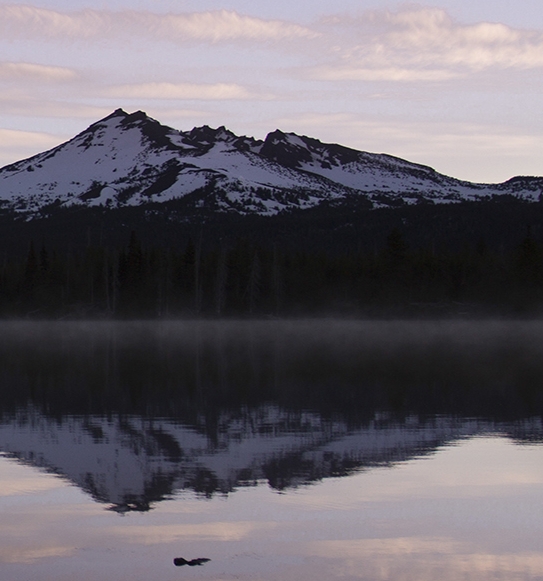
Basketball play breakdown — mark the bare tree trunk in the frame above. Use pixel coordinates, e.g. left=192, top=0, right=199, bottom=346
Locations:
left=112, top=252, right=119, bottom=315
left=104, top=254, right=111, bottom=313
left=215, top=247, right=228, bottom=316
left=194, top=230, right=203, bottom=315
left=247, top=251, right=261, bottom=315
left=272, top=245, right=282, bottom=316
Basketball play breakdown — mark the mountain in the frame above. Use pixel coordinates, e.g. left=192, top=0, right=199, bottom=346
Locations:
left=1, top=108, right=543, bottom=218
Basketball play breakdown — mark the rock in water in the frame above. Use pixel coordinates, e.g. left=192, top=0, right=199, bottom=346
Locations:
left=174, top=557, right=211, bottom=567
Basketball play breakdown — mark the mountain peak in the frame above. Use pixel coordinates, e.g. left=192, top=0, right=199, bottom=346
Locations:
left=92, top=109, right=157, bottom=131
left=121, top=110, right=151, bottom=123
left=100, top=108, right=130, bottom=123
left=260, top=129, right=313, bottom=168
left=187, top=124, right=237, bottom=144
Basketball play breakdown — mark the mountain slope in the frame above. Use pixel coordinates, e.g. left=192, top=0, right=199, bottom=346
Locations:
left=1, top=108, right=542, bottom=216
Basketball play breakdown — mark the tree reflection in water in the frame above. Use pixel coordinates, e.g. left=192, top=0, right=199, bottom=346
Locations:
left=0, top=320, right=542, bottom=510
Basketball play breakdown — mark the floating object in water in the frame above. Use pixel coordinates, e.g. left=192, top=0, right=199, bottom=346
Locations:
left=174, top=557, right=211, bottom=567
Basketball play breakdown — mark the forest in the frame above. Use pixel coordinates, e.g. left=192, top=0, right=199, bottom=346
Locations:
left=2, top=225, right=543, bottom=318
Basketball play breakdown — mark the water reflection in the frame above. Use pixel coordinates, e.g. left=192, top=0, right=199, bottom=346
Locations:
left=2, top=320, right=543, bottom=581
left=4, top=406, right=540, bottom=511
left=3, top=436, right=543, bottom=581
left=0, top=320, right=542, bottom=510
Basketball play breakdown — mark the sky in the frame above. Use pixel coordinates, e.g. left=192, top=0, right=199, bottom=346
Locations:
left=1, top=1, right=543, bottom=183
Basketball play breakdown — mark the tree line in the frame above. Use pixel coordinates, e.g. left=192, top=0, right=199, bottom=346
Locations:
left=1, top=228, right=543, bottom=318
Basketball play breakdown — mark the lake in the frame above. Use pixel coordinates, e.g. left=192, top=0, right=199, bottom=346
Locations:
left=1, top=320, right=543, bottom=581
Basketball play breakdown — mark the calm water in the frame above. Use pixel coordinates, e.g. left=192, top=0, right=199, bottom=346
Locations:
left=1, top=320, right=543, bottom=581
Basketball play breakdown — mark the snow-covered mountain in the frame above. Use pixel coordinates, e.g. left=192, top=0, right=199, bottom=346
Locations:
left=1, top=108, right=542, bottom=217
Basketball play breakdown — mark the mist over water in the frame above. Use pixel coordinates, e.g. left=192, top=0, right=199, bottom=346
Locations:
left=0, top=319, right=542, bottom=418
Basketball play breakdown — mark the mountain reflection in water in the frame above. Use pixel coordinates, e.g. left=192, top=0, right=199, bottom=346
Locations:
left=0, top=320, right=542, bottom=512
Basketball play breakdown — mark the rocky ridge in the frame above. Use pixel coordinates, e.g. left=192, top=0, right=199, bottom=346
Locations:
left=1, top=109, right=542, bottom=217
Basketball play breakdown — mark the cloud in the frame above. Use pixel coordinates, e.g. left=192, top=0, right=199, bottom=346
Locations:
left=0, top=62, right=76, bottom=82
left=0, top=5, right=317, bottom=43
left=0, top=128, right=64, bottom=168
left=0, top=128, right=61, bottom=149
left=107, top=82, right=261, bottom=100
left=1, top=5, right=542, bottom=85
left=310, top=6, right=543, bottom=82
left=271, top=112, right=543, bottom=183
left=153, top=10, right=318, bottom=43
left=0, top=97, right=116, bottom=120
left=313, top=67, right=459, bottom=82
